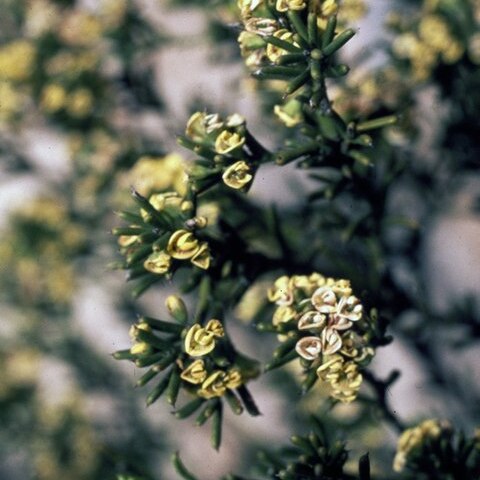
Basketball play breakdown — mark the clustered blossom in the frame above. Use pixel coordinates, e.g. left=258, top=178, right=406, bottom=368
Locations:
left=181, top=111, right=256, bottom=191
left=181, top=321, right=244, bottom=399
left=237, top=0, right=367, bottom=69
left=115, top=153, right=213, bottom=283
left=268, top=273, right=375, bottom=403
left=393, top=419, right=452, bottom=472
left=386, top=0, right=480, bottom=81
left=118, top=295, right=259, bottom=423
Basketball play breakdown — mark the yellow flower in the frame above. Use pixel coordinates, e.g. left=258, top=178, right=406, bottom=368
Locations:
left=0, top=40, right=36, bottom=81
left=224, top=369, right=243, bottom=389
left=66, top=89, right=94, bottom=118
left=185, top=112, right=223, bottom=141
left=40, top=84, right=66, bottom=112
left=316, top=354, right=343, bottom=380
left=190, top=242, right=211, bottom=270
left=318, top=355, right=362, bottom=403
left=180, top=359, right=207, bottom=385
left=222, top=161, right=253, bottom=190
left=198, top=371, right=228, bottom=399
left=266, top=29, right=297, bottom=63
left=118, top=234, right=140, bottom=248
left=184, top=320, right=224, bottom=357
left=167, top=229, right=200, bottom=260
left=276, top=0, right=306, bottom=12
left=273, top=306, right=297, bottom=325
left=143, top=250, right=172, bottom=274
left=205, top=319, right=224, bottom=338
left=329, top=362, right=362, bottom=403
left=215, top=130, right=245, bottom=154
left=268, top=275, right=293, bottom=305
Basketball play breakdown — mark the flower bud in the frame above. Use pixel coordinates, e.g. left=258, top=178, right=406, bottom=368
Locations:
left=165, top=295, right=188, bottom=324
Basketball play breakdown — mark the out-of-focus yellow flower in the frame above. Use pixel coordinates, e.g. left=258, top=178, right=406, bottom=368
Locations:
left=99, top=0, right=128, bottom=29
left=266, top=29, right=297, bottom=62
left=167, top=229, right=200, bottom=260
left=181, top=359, right=208, bottom=384
left=46, top=52, right=99, bottom=77
left=190, top=242, right=211, bottom=270
left=143, top=250, right=172, bottom=274
left=215, top=130, right=245, bottom=154
left=0, top=40, right=36, bottom=81
left=40, top=84, right=67, bottom=112
left=222, top=161, right=253, bottom=189
left=25, top=0, right=61, bottom=37
left=274, top=99, right=303, bottom=127
left=273, top=306, right=297, bottom=325
left=59, top=11, right=103, bottom=46
left=66, top=89, right=94, bottom=118
left=128, top=153, right=187, bottom=196
left=321, top=0, right=338, bottom=17
left=338, top=0, right=367, bottom=23
left=268, top=275, right=293, bottom=305
left=393, top=419, right=452, bottom=472
left=276, top=0, right=306, bottom=12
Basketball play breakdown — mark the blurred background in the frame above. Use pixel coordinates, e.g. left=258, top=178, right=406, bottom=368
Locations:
left=0, top=0, right=479, bottom=479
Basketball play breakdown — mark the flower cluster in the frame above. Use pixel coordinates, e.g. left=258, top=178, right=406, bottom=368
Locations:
left=393, top=419, right=480, bottom=477
left=115, top=296, right=260, bottom=449
left=0, top=197, right=86, bottom=309
left=386, top=0, right=480, bottom=82
left=267, top=273, right=375, bottom=403
left=182, top=321, right=243, bottom=399
left=179, top=111, right=259, bottom=192
left=0, top=0, right=158, bottom=126
left=113, top=154, right=213, bottom=295
left=236, top=0, right=358, bottom=101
